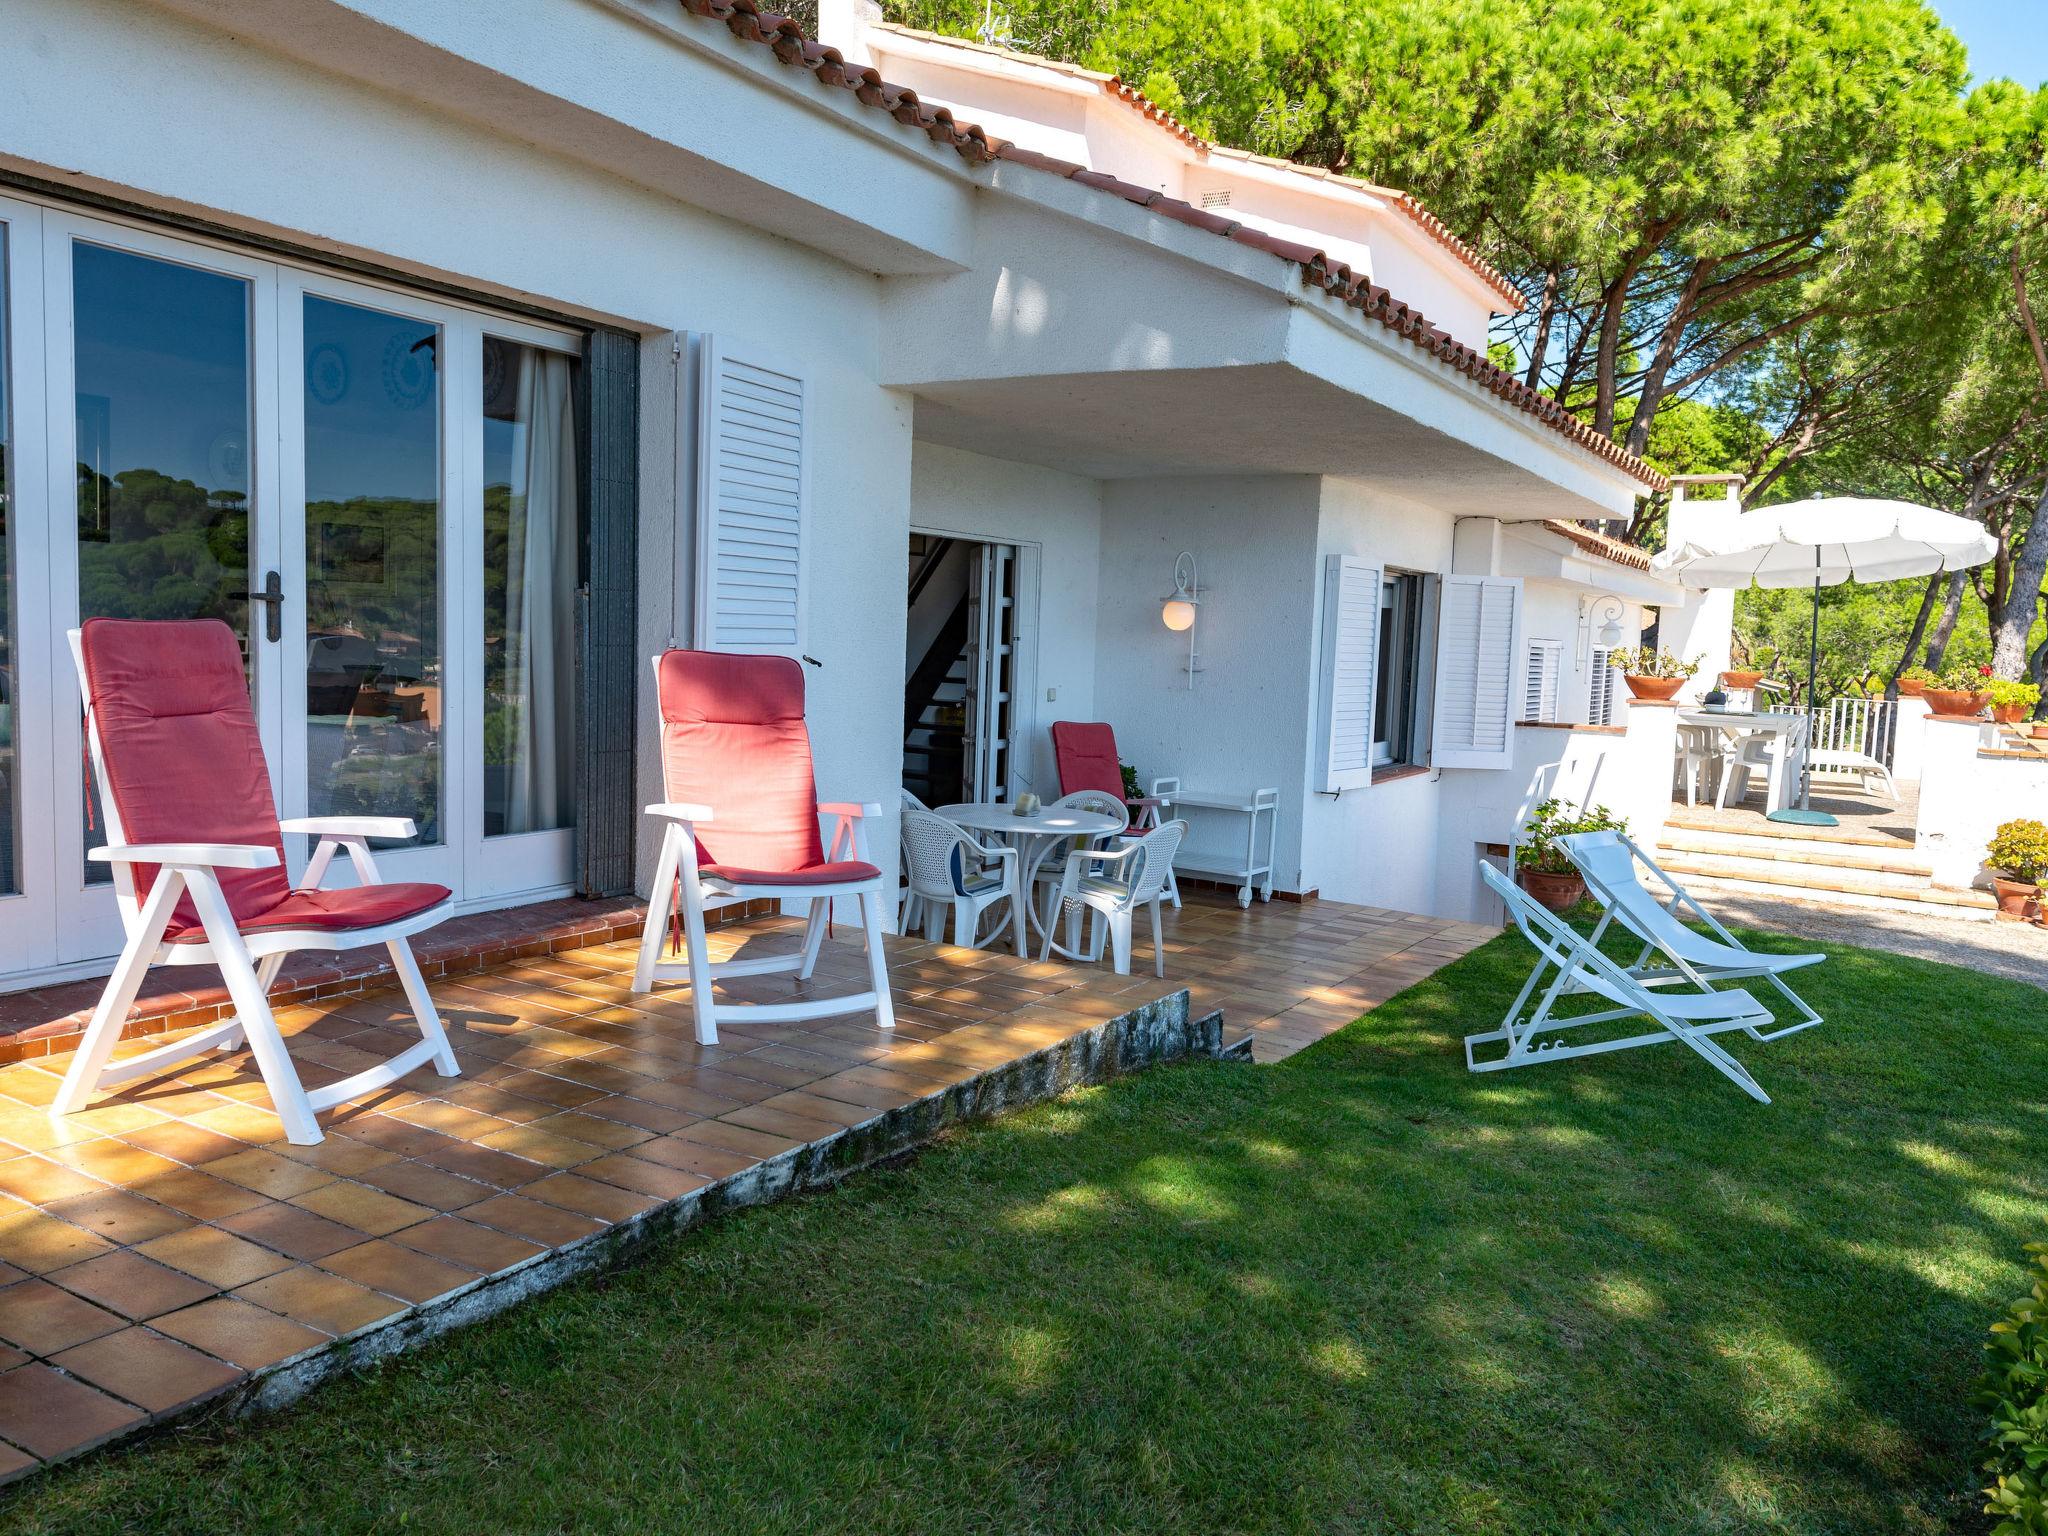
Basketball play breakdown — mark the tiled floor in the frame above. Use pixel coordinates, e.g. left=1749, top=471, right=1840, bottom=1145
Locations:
left=0, top=893, right=1491, bottom=1478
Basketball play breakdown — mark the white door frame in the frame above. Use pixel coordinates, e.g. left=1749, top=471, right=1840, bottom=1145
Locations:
left=1, top=194, right=589, bottom=989
left=43, top=209, right=285, bottom=962
left=907, top=525, right=1039, bottom=802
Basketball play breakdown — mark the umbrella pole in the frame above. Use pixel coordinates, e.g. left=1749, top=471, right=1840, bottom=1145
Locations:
left=1802, top=553, right=1820, bottom=810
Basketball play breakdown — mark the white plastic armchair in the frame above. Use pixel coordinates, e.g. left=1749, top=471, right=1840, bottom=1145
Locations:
left=900, top=807, right=1027, bottom=955
left=1041, top=819, right=1187, bottom=976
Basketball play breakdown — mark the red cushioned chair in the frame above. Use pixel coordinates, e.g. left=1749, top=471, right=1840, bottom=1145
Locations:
left=1049, top=721, right=1179, bottom=909
left=54, top=619, right=458, bottom=1146
left=631, top=650, right=894, bottom=1044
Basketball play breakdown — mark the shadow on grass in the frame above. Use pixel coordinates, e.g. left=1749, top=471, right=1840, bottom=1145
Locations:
left=5, top=926, right=2040, bottom=1536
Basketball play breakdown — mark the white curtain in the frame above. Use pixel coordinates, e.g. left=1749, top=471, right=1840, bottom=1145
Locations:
left=502, top=349, right=577, bottom=835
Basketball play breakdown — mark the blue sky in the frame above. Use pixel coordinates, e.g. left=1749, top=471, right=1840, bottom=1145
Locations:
left=1935, top=0, right=2048, bottom=88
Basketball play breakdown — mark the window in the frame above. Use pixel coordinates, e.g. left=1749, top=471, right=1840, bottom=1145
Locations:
left=1374, top=571, right=1426, bottom=769
left=696, top=341, right=807, bottom=656
left=1589, top=645, right=1619, bottom=726
left=1523, top=638, right=1563, bottom=722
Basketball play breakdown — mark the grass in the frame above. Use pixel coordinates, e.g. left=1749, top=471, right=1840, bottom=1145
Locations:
left=5, top=925, right=2045, bottom=1535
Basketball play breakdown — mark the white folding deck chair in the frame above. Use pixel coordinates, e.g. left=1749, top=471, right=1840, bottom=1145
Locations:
left=1556, top=830, right=1824, bottom=1037
left=631, top=649, right=895, bottom=1046
left=58, top=619, right=459, bottom=1146
left=1469, top=863, right=1780, bottom=1102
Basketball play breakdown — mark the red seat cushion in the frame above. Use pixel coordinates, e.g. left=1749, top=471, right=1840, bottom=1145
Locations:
left=656, top=650, right=827, bottom=878
left=165, top=882, right=451, bottom=944
left=1051, top=721, right=1124, bottom=799
left=699, top=860, right=880, bottom=888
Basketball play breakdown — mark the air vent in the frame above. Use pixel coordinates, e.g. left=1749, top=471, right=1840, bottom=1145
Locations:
left=1199, top=189, right=1232, bottom=209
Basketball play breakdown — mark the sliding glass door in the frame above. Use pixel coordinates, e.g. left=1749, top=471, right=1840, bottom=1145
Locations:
left=0, top=201, right=582, bottom=985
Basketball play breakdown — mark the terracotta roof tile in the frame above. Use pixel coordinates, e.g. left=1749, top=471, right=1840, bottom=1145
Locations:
left=673, top=0, right=1667, bottom=492
left=1539, top=519, right=1653, bottom=571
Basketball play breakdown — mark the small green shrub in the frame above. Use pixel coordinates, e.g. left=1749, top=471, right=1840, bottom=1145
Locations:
left=1608, top=646, right=1700, bottom=680
left=1977, top=1243, right=2048, bottom=1535
left=1940, top=664, right=1993, bottom=693
left=1900, top=663, right=1941, bottom=687
left=1515, top=798, right=1628, bottom=874
left=1988, top=821, right=2048, bottom=886
left=1120, top=762, right=1141, bottom=801
left=1986, top=679, right=2043, bottom=710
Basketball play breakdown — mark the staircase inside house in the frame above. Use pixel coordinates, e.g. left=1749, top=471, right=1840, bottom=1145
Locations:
left=1652, top=811, right=1997, bottom=919
left=902, top=534, right=1017, bottom=807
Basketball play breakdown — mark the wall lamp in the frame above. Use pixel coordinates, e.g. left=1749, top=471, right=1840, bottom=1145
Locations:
left=1578, top=593, right=1626, bottom=668
left=1162, top=550, right=1201, bottom=688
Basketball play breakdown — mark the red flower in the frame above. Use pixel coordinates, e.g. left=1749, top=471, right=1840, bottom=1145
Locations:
left=1980, top=664, right=1993, bottom=676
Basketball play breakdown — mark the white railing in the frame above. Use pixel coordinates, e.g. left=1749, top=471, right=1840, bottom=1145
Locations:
left=1808, top=696, right=1897, bottom=768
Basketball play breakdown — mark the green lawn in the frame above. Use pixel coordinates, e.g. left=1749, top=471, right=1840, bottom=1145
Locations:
left=6, top=926, right=2044, bottom=1535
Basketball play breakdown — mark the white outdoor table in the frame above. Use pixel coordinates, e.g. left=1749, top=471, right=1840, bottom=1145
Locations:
left=934, top=802, right=1123, bottom=943
left=1677, top=710, right=1809, bottom=813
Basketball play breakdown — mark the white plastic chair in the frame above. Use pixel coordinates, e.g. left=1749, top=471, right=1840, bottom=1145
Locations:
left=1041, top=819, right=1187, bottom=977
left=1031, top=788, right=1130, bottom=927
left=1674, top=725, right=1719, bottom=807
left=900, top=807, right=1027, bottom=955
left=898, top=787, right=930, bottom=935
left=1556, top=830, right=1824, bottom=1034
left=1467, top=862, right=1782, bottom=1102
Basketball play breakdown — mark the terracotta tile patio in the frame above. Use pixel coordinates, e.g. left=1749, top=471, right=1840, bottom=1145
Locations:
left=0, top=892, right=1492, bottom=1480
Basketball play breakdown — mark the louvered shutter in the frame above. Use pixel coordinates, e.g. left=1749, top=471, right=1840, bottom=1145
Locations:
left=1523, top=639, right=1563, bottom=723
left=1429, top=574, right=1522, bottom=769
left=1589, top=646, right=1618, bottom=726
left=1317, top=556, right=1380, bottom=791
left=694, top=340, right=807, bottom=655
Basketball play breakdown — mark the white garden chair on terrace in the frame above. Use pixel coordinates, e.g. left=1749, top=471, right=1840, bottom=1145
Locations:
left=1032, top=787, right=1130, bottom=927
left=1468, top=862, right=1781, bottom=1102
left=1041, top=819, right=1186, bottom=977
left=900, top=806, right=1027, bottom=955
left=57, top=619, right=459, bottom=1145
left=1555, top=830, right=1824, bottom=1035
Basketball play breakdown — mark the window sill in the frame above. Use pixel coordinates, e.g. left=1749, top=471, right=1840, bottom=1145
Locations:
left=1370, top=763, right=1430, bottom=786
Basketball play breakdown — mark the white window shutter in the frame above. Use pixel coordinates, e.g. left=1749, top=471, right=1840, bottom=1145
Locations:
left=1316, top=556, right=1380, bottom=791
left=1589, top=646, right=1618, bottom=726
left=694, top=339, right=807, bottom=655
left=1430, top=574, right=1522, bottom=769
left=1523, top=639, right=1562, bottom=723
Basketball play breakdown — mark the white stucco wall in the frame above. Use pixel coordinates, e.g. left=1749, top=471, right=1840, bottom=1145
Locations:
left=1294, top=478, right=1455, bottom=911
left=907, top=441, right=1105, bottom=797
left=1516, top=578, right=1646, bottom=726
left=1093, top=476, right=1322, bottom=890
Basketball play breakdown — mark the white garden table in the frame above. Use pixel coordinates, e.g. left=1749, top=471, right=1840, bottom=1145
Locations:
left=1677, top=710, right=1809, bottom=813
left=934, top=802, right=1123, bottom=943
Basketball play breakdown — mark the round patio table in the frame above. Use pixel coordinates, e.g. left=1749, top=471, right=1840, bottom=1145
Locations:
left=933, top=801, right=1123, bottom=947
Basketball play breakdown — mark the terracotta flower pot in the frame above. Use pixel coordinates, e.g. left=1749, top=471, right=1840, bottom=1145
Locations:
left=1925, top=689, right=1987, bottom=719
left=2032, top=723, right=2048, bottom=741
left=1896, top=679, right=1928, bottom=698
left=1719, top=670, right=1764, bottom=689
left=1518, top=867, right=1586, bottom=913
left=1992, top=876, right=2041, bottom=922
left=1623, top=675, right=1685, bottom=702
left=1991, top=702, right=2028, bottom=725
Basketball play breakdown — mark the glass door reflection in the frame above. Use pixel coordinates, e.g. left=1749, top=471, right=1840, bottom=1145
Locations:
left=302, top=296, right=443, bottom=848
left=71, top=241, right=255, bottom=879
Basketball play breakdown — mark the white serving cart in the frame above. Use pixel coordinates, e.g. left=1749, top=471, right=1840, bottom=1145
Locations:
left=1150, top=778, right=1279, bottom=908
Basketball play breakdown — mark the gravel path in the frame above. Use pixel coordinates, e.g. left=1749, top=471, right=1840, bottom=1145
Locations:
left=1696, top=889, right=2048, bottom=991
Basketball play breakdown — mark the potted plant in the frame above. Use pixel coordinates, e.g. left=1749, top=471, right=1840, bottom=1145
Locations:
left=1985, top=818, right=2048, bottom=922
left=1925, top=664, right=1991, bottom=720
left=1608, top=646, right=1701, bottom=702
left=1720, top=666, right=1764, bottom=689
left=1515, top=798, right=1628, bottom=912
left=1895, top=663, right=1938, bottom=698
left=1984, top=678, right=2041, bottom=725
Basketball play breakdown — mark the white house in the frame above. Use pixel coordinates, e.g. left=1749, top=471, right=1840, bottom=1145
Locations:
left=0, top=0, right=1716, bottom=999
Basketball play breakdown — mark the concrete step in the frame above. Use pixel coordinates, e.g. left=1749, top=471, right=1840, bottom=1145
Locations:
left=1651, top=854, right=1997, bottom=916
left=1663, top=811, right=1907, bottom=851
left=1654, top=827, right=1932, bottom=877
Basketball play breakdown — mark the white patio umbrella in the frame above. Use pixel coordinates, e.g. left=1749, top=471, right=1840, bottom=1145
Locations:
left=1651, top=496, right=1998, bottom=821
